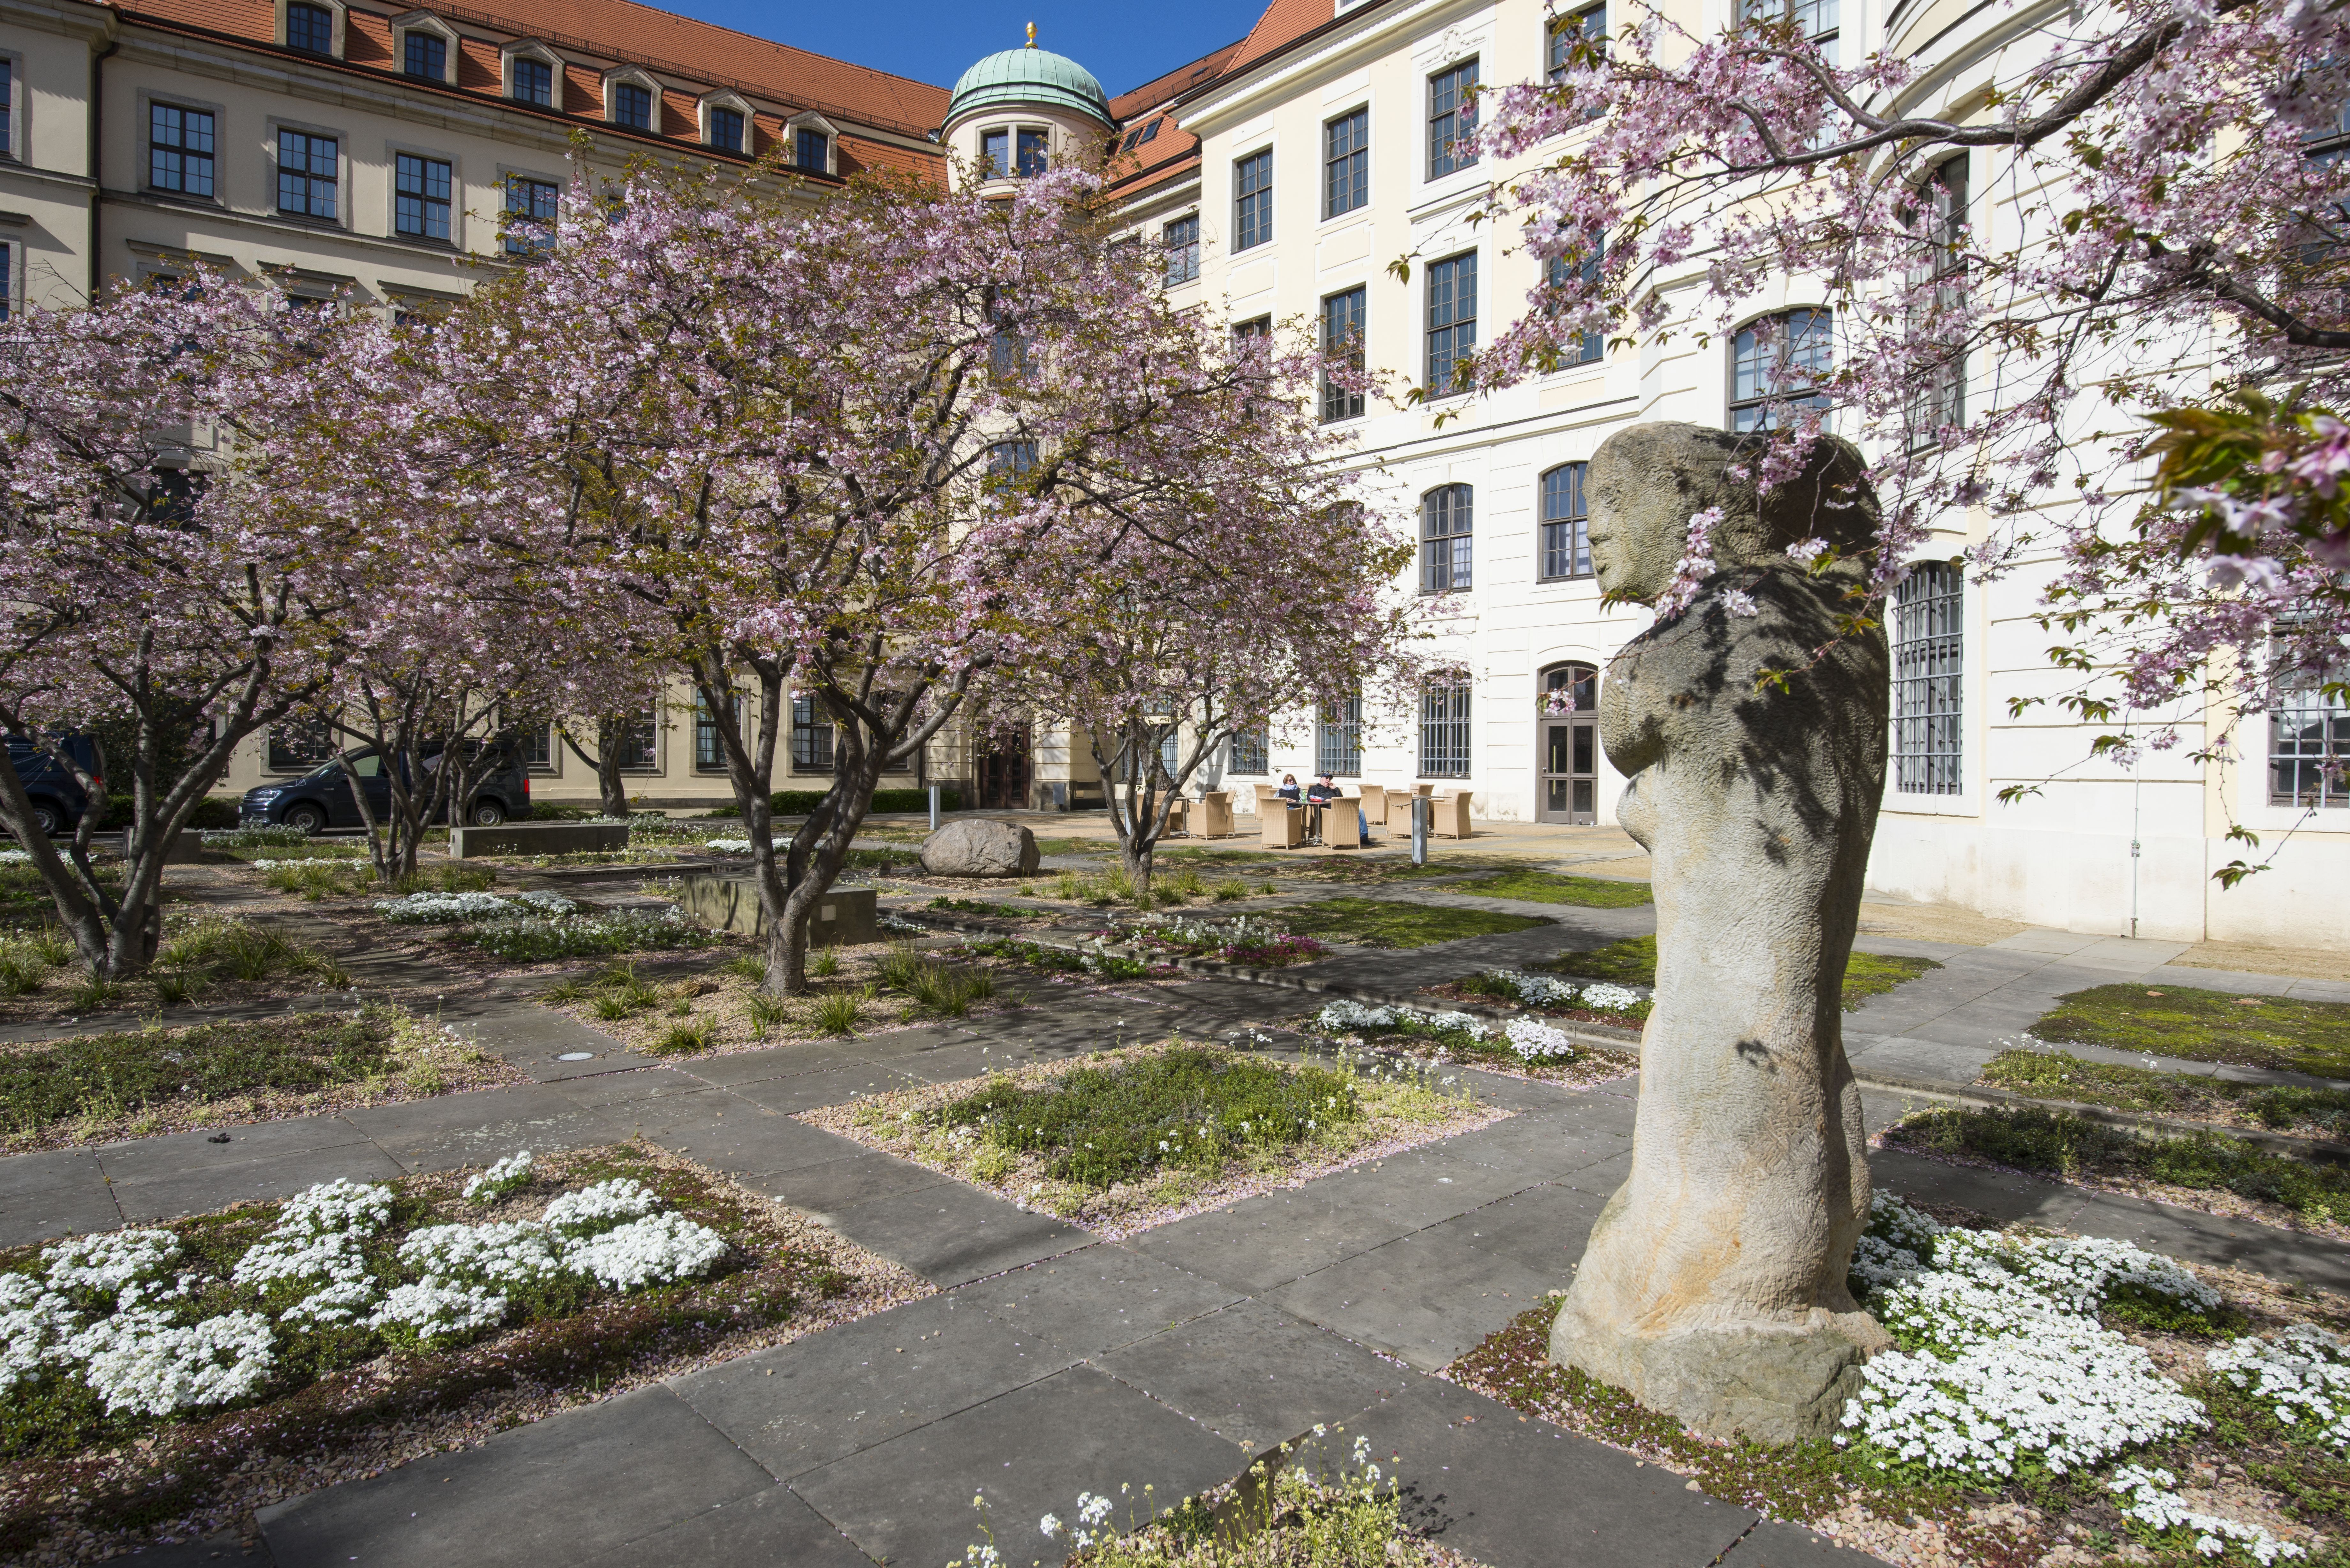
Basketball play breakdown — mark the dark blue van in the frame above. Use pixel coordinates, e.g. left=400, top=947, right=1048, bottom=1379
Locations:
left=239, top=743, right=530, bottom=834
left=2, top=735, right=101, bottom=837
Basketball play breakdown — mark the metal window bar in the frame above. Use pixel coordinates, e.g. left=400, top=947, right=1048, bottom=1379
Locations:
left=1229, top=730, right=1269, bottom=775
left=1892, top=562, right=1963, bottom=794
left=1316, top=697, right=1361, bottom=778
left=1425, top=253, right=1477, bottom=394
left=1540, top=464, right=1592, bottom=580
left=1419, top=685, right=1471, bottom=777
left=1421, top=485, right=1472, bottom=592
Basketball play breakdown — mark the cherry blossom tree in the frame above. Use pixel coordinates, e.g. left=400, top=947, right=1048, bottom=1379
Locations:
left=418, top=159, right=1370, bottom=991
left=1457, top=0, right=2348, bottom=869
left=0, top=274, right=360, bottom=976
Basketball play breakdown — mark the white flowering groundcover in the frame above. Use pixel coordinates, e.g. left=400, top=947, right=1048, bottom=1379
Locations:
left=1311, top=990, right=1639, bottom=1081
left=371, top=889, right=719, bottom=962
left=0, top=1154, right=734, bottom=1456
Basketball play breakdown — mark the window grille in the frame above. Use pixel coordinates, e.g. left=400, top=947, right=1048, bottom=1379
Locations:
left=1543, top=234, right=1605, bottom=364
left=1892, top=562, right=1963, bottom=794
left=1421, top=485, right=1472, bottom=593
left=2270, top=652, right=2348, bottom=808
left=1163, top=214, right=1200, bottom=284
left=1228, top=730, right=1269, bottom=775
left=1729, top=308, right=1831, bottom=432
left=1428, top=60, right=1479, bottom=177
left=1325, top=109, right=1368, bottom=218
left=276, top=130, right=338, bottom=221
left=285, top=2, right=333, bottom=54
left=791, top=693, right=835, bottom=772
left=403, top=31, right=444, bottom=79
left=612, top=82, right=653, bottom=131
left=1316, top=697, right=1361, bottom=778
left=1321, top=288, right=1365, bottom=422
left=1425, top=252, right=1477, bottom=394
left=1540, top=464, right=1592, bottom=580
left=395, top=154, right=452, bottom=243
left=150, top=105, right=216, bottom=198
left=511, top=56, right=553, bottom=106
left=1235, top=150, right=1273, bottom=250
left=1420, top=684, right=1471, bottom=777
left=709, top=108, right=745, bottom=154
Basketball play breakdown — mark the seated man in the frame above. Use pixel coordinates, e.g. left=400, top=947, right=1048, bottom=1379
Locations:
left=1304, top=773, right=1338, bottom=841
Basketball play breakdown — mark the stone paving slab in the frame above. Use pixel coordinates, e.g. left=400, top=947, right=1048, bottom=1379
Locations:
left=951, top=1246, right=1241, bottom=1360
left=1266, top=1228, right=1560, bottom=1372
left=572, top=1484, right=874, bottom=1568
left=1093, top=1296, right=1407, bottom=1452
left=1720, top=1519, right=1892, bottom=1566
left=817, top=1180, right=1091, bottom=1287
left=108, top=1144, right=412, bottom=1225
left=340, top=1084, right=631, bottom=1170
left=1418, top=1181, right=1611, bottom=1276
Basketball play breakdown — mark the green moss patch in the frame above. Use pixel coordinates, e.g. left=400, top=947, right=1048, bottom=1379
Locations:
left=1980, top=1048, right=2350, bottom=1139
left=2032, top=984, right=2350, bottom=1079
left=1543, top=938, right=1937, bottom=1012
left=1262, top=897, right=1548, bottom=949
left=1451, top=869, right=1653, bottom=907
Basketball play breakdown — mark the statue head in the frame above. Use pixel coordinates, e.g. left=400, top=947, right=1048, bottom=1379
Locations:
left=1585, top=423, right=1879, bottom=602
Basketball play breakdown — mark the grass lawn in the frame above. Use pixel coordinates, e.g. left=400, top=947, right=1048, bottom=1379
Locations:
left=2032, top=983, right=2350, bottom=1078
left=1263, top=897, right=1549, bottom=949
left=807, top=1042, right=1491, bottom=1235
left=1885, top=1102, right=2350, bottom=1227
left=0, top=1146, right=911, bottom=1562
left=1451, top=869, right=1653, bottom=908
left=1, top=912, right=352, bottom=1019
left=0, top=864, right=124, bottom=935
left=0, top=1006, right=513, bottom=1152
left=1979, top=1048, right=2350, bottom=1139
left=1543, top=938, right=1939, bottom=1012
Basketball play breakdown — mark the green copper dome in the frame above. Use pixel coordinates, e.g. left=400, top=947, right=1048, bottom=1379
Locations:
left=946, top=45, right=1113, bottom=129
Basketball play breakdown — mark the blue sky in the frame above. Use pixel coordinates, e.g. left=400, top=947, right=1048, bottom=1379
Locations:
left=670, top=1, right=1270, bottom=99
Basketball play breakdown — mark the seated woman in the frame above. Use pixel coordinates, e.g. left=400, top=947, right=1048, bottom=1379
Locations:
left=1276, top=773, right=1301, bottom=802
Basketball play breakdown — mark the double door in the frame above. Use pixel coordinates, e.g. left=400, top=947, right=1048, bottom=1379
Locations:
left=1539, top=720, right=1598, bottom=825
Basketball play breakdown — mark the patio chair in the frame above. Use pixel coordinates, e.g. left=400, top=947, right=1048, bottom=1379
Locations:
left=1261, top=802, right=1305, bottom=848
left=1432, top=791, right=1474, bottom=839
left=1197, top=790, right=1234, bottom=838
left=1358, top=782, right=1389, bottom=829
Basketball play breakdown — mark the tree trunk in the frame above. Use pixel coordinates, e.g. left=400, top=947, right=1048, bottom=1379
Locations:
left=595, top=717, right=631, bottom=818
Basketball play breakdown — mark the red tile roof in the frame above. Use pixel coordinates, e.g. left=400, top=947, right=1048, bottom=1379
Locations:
left=1224, top=0, right=1336, bottom=73
left=1104, top=38, right=1241, bottom=197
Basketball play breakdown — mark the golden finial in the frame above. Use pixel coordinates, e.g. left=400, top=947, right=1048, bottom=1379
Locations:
left=1025, top=21, right=1037, bottom=46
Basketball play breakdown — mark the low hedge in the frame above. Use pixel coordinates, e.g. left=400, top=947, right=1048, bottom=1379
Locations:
left=92, top=795, right=239, bottom=831
left=769, top=786, right=961, bottom=816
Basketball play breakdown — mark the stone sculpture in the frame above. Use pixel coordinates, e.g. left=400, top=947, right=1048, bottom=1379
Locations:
left=919, top=818, right=1041, bottom=878
left=1548, top=422, right=1894, bottom=1443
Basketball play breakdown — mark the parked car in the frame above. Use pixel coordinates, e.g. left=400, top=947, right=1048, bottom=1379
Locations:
left=1, top=735, right=102, bottom=838
left=239, top=743, right=530, bottom=834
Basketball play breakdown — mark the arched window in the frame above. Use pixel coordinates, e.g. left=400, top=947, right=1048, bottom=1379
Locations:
left=1542, top=661, right=1597, bottom=714
left=1539, top=464, right=1591, bottom=581
left=1728, top=308, right=1831, bottom=432
left=1421, top=484, right=1472, bottom=592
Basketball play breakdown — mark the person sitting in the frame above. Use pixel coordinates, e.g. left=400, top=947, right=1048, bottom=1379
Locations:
left=1276, top=773, right=1302, bottom=802
left=1304, top=773, right=1338, bottom=841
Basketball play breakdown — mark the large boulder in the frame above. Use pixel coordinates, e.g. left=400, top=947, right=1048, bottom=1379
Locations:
left=920, top=818, right=1040, bottom=878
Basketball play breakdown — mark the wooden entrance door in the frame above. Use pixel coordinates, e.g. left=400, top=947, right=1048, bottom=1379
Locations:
left=1539, top=720, right=1599, bottom=825
left=976, top=728, right=1031, bottom=811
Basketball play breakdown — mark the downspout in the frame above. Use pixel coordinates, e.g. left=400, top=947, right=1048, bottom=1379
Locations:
left=88, top=18, right=120, bottom=302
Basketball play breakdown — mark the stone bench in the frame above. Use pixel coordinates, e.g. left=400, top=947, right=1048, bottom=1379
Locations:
left=447, top=821, right=630, bottom=858
left=677, top=875, right=878, bottom=947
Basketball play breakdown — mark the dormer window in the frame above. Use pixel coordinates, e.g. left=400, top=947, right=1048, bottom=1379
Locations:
left=403, top=32, right=443, bottom=79
left=510, top=54, right=554, bottom=107
left=787, top=112, right=838, bottom=175
left=611, top=81, right=654, bottom=131
left=709, top=106, right=744, bottom=153
left=285, top=1, right=334, bottom=54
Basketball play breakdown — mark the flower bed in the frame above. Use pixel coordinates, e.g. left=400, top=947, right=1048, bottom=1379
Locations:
left=1310, top=999, right=1638, bottom=1086
left=0, top=1145, right=923, bottom=1562
left=962, top=936, right=1175, bottom=983
left=374, top=890, right=578, bottom=924
left=1130, top=914, right=1328, bottom=967
left=1426, top=968, right=1651, bottom=1028
left=372, top=889, right=720, bottom=963
left=801, top=1041, right=1500, bottom=1238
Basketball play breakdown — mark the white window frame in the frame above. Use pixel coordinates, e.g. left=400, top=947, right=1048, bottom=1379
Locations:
left=389, top=12, right=459, bottom=86
left=502, top=42, right=565, bottom=112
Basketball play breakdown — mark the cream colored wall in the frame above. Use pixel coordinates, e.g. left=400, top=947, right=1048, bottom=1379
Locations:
left=0, top=0, right=112, bottom=311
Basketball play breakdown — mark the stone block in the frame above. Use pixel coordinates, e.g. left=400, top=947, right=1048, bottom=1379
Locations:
left=447, top=821, right=629, bottom=858
left=919, top=818, right=1040, bottom=877
left=676, top=875, right=877, bottom=946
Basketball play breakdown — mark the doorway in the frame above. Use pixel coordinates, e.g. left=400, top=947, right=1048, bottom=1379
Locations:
left=1538, top=662, right=1599, bottom=825
left=976, top=727, right=1031, bottom=811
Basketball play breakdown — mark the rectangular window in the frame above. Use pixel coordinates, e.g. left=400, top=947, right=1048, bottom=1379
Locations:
left=1892, top=562, right=1963, bottom=795
left=268, top=716, right=337, bottom=772
left=0, top=62, right=11, bottom=160
left=1017, top=128, right=1049, bottom=176
left=403, top=31, right=445, bottom=80
left=1324, top=108, right=1368, bottom=219
left=1747, top=0, right=1839, bottom=64
left=395, top=154, right=452, bottom=243
left=1730, top=308, right=1832, bottom=432
left=1907, top=157, right=1967, bottom=441
left=1549, top=3, right=1606, bottom=83
left=1428, top=59, right=1479, bottom=178
left=1419, top=684, right=1471, bottom=778
left=1316, top=697, right=1362, bottom=779
left=1228, top=730, right=1269, bottom=775
left=504, top=176, right=558, bottom=255
left=612, top=82, right=653, bottom=131
left=1545, top=235, right=1606, bottom=363
left=519, top=723, right=552, bottom=770
left=982, top=128, right=1009, bottom=176
left=614, top=710, right=659, bottom=773
left=285, top=1, right=333, bottom=55
left=709, top=107, right=745, bottom=154
left=149, top=104, right=216, bottom=198
left=1234, top=149, right=1272, bottom=251
left=2270, top=652, right=2349, bottom=808
left=1541, top=464, right=1592, bottom=580
left=1233, top=315, right=1271, bottom=344
left=1421, top=485, right=1472, bottom=592
left=791, top=694, right=836, bottom=772
left=277, top=130, right=338, bottom=222
left=511, top=56, right=553, bottom=106
left=796, top=127, right=829, bottom=170
left=0, top=241, right=9, bottom=323
left=1321, top=287, right=1365, bottom=422
left=989, top=440, right=1038, bottom=478
left=1163, top=214, right=1200, bottom=284
left=1425, top=252, right=1477, bottom=395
